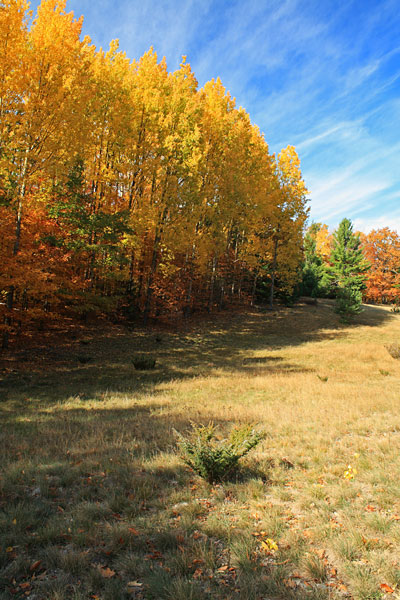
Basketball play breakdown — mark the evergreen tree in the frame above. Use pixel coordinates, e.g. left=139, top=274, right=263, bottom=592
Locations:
left=301, top=223, right=330, bottom=297
left=330, top=218, right=370, bottom=319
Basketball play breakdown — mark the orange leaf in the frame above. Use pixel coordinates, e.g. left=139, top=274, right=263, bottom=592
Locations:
left=99, top=567, right=115, bottom=578
left=193, top=568, right=203, bottom=579
left=30, top=560, right=41, bottom=571
left=380, top=583, right=395, bottom=594
left=128, top=527, right=139, bottom=535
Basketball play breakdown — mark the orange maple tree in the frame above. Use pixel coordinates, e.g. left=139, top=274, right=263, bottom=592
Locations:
left=361, top=228, right=400, bottom=304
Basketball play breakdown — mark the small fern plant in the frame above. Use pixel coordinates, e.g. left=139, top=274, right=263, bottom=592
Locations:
left=175, top=423, right=264, bottom=483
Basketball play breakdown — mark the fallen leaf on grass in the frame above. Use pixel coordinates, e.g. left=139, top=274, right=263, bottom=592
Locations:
left=193, top=568, right=203, bottom=579
left=19, top=583, right=31, bottom=590
left=362, top=536, right=380, bottom=548
left=128, top=527, right=139, bottom=535
left=380, top=583, right=395, bottom=594
left=99, top=566, right=115, bottom=578
left=146, top=551, right=163, bottom=560
left=260, top=539, right=278, bottom=553
left=127, top=581, right=143, bottom=588
left=30, top=560, right=42, bottom=571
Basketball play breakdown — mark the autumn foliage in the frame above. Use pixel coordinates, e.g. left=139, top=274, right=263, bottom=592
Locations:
left=361, top=228, right=400, bottom=304
left=0, top=0, right=309, bottom=344
left=305, top=224, right=400, bottom=305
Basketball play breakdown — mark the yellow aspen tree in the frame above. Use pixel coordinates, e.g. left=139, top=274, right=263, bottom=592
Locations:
left=315, top=224, right=332, bottom=262
left=265, top=146, right=309, bottom=307
left=1, top=0, right=93, bottom=344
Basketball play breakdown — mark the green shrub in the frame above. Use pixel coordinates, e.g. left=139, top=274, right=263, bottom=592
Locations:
left=132, top=355, right=156, bottom=370
left=77, top=355, right=92, bottom=364
left=175, top=423, right=264, bottom=483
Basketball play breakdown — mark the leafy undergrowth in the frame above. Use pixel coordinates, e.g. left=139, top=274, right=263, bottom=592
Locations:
left=1, top=301, right=400, bottom=599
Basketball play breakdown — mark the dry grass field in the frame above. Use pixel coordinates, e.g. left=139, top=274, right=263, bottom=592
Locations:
left=1, top=300, right=400, bottom=600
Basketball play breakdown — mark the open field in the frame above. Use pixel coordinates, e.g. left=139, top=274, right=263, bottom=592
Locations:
left=1, top=301, right=400, bottom=600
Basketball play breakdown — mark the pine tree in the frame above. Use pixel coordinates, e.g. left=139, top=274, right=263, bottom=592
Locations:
left=301, top=223, right=330, bottom=298
left=330, top=218, right=370, bottom=319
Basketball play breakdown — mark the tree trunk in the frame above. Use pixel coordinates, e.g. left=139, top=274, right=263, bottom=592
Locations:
left=143, top=227, right=161, bottom=325
left=143, top=204, right=169, bottom=325
left=13, top=153, right=28, bottom=256
left=128, top=249, right=135, bottom=294
left=208, top=257, right=217, bottom=312
left=183, top=243, right=196, bottom=317
left=251, top=274, right=258, bottom=306
left=219, top=276, right=225, bottom=310
left=2, top=287, right=14, bottom=350
left=268, top=236, right=279, bottom=309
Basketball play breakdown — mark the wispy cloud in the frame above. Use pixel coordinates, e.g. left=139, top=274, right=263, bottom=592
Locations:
left=28, top=0, right=400, bottom=233
left=354, top=212, right=400, bottom=235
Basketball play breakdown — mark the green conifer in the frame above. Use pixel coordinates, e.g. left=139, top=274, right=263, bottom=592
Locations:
left=330, top=218, right=370, bottom=319
left=302, top=223, right=330, bottom=297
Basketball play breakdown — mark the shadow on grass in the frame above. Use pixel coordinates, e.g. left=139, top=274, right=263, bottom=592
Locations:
left=1, top=302, right=394, bottom=407
left=1, top=400, right=318, bottom=600
left=0, top=301, right=395, bottom=597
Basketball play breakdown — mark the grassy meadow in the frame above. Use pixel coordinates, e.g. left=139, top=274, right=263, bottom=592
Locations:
left=1, top=300, right=400, bottom=600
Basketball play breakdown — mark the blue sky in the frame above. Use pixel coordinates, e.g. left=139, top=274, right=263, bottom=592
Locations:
left=31, top=0, right=400, bottom=233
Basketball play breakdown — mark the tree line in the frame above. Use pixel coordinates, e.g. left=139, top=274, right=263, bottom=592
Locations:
left=0, top=0, right=309, bottom=347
